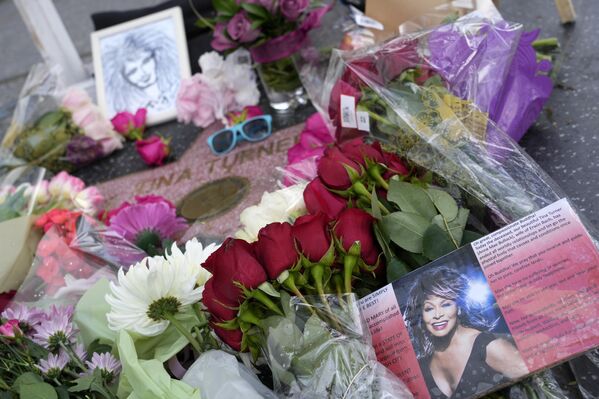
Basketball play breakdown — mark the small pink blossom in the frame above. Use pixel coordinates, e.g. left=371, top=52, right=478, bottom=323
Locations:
left=48, top=171, right=85, bottom=201
left=135, top=135, right=170, bottom=166
left=111, top=109, right=147, bottom=140
left=0, top=319, right=21, bottom=337
left=73, top=187, right=104, bottom=215
left=226, top=105, right=264, bottom=125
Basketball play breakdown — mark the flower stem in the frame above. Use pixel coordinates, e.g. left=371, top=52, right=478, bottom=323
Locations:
left=343, top=255, right=358, bottom=294
left=283, top=275, right=316, bottom=316
left=352, top=181, right=390, bottom=215
left=60, top=342, right=86, bottom=371
left=368, top=165, right=390, bottom=191
left=252, top=290, right=284, bottom=316
left=165, top=315, right=202, bottom=354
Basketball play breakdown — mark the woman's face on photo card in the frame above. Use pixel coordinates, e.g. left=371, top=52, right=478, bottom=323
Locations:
left=422, top=295, right=458, bottom=337
left=123, top=49, right=157, bottom=89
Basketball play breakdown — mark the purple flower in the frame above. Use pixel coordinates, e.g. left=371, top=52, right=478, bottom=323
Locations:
left=1, top=304, right=44, bottom=332
left=86, top=352, right=121, bottom=382
left=280, top=0, right=309, bottom=21
left=72, top=343, right=88, bottom=363
left=37, top=351, right=69, bottom=378
left=227, top=12, right=260, bottom=43
left=33, top=313, right=77, bottom=351
left=109, top=201, right=187, bottom=255
left=65, top=135, right=104, bottom=167
left=211, top=23, right=237, bottom=52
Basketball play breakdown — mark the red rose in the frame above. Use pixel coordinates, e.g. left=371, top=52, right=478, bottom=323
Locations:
left=334, top=208, right=380, bottom=266
left=210, top=319, right=243, bottom=351
left=382, top=151, right=409, bottom=180
left=292, top=213, right=331, bottom=262
left=254, top=222, right=299, bottom=280
left=317, top=146, right=361, bottom=190
left=304, top=178, right=347, bottom=220
left=340, top=138, right=384, bottom=166
left=204, top=238, right=267, bottom=303
left=203, top=278, right=238, bottom=321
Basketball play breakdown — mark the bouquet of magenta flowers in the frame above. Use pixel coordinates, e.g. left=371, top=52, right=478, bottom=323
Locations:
left=198, top=0, right=332, bottom=109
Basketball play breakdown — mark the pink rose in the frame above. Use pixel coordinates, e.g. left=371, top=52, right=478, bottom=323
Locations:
left=111, top=109, right=147, bottom=140
left=177, top=75, right=223, bottom=128
left=0, top=319, right=21, bottom=337
left=226, top=105, right=263, bottom=125
left=227, top=12, right=260, bottom=43
left=135, top=135, right=170, bottom=166
left=280, top=0, right=309, bottom=21
left=211, top=23, right=237, bottom=52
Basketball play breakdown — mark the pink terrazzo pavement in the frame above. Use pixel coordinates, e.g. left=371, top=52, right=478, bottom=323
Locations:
left=97, top=122, right=303, bottom=240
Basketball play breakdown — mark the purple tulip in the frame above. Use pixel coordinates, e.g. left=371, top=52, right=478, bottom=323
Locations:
left=211, top=23, right=237, bottom=52
left=280, top=0, right=309, bottom=21
left=227, top=12, right=260, bottom=43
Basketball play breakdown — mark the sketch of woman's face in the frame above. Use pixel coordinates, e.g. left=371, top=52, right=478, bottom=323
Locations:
left=123, top=49, right=157, bottom=89
left=422, top=295, right=458, bottom=338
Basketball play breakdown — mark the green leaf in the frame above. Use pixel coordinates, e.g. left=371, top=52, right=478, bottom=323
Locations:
left=427, top=188, right=458, bottom=221
left=462, top=230, right=484, bottom=245
left=258, top=281, right=281, bottom=298
left=240, top=3, right=269, bottom=19
left=382, top=211, right=430, bottom=253
left=194, top=18, right=213, bottom=29
left=371, top=187, right=382, bottom=220
left=422, top=224, right=457, bottom=260
left=13, top=373, right=42, bottom=392
left=432, top=207, right=469, bottom=248
left=386, top=258, right=410, bottom=282
left=402, top=251, right=430, bottom=268
left=68, top=374, right=94, bottom=392
left=373, top=223, right=392, bottom=260
left=387, top=180, right=437, bottom=221
left=250, top=19, right=265, bottom=30
left=54, top=386, right=69, bottom=399
left=19, top=382, right=57, bottom=399
left=213, top=0, right=239, bottom=16
left=86, top=338, right=112, bottom=356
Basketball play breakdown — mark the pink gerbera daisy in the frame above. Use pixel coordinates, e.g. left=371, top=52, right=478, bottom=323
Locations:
left=109, top=199, right=187, bottom=256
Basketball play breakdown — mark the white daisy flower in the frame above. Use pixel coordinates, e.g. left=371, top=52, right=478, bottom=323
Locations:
left=105, top=254, right=203, bottom=337
left=165, top=238, right=219, bottom=287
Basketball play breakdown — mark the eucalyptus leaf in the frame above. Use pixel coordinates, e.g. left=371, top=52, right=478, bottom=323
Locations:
left=382, top=211, right=430, bottom=253
left=387, top=180, right=436, bottom=220
left=259, top=281, right=281, bottom=298
left=423, top=224, right=457, bottom=260
left=462, top=230, right=484, bottom=245
left=427, top=188, right=458, bottom=221
left=19, top=382, right=57, bottom=399
left=432, top=207, right=469, bottom=248
left=386, top=258, right=410, bottom=282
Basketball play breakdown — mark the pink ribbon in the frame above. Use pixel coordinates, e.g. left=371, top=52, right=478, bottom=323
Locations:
left=249, top=5, right=332, bottom=64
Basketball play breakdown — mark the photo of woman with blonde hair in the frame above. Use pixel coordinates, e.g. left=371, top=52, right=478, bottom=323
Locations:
left=403, top=265, right=528, bottom=398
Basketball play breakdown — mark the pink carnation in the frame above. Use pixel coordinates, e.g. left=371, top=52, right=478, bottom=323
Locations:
left=176, top=75, right=234, bottom=128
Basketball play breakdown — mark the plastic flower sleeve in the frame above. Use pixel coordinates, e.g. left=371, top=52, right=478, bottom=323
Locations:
left=1, top=63, right=123, bottom=172
left=259, top=293, right=413, bottom=399
left=11, top=214, right=145, bottom=306
left=320, top=13, right=580, bottom=228
left=0, top=164, right=47, bottom=293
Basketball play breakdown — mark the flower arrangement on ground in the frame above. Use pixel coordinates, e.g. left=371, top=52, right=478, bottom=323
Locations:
left=198, top=0, right=331, bottom=109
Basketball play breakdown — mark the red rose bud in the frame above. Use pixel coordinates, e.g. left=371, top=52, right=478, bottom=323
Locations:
left=317, top=146, right=361, bottom=190
left=205, top=238, right=267, bottom=303
left=304, top=178, right=347, bottom=220
left=340, top=138, right=384, bottom=166
left=383, top=151, right=409, bottom=180
left=135, top=135, right=170, bottom=166
left=292, top=213, right=331, bottom=263
left=334, top=208, right=379, bottom=266
left=210, top=319, right=242, bottom=351
left=203, top=278, right=238, bottom=321
left=254, top=222, right=298, bottom=280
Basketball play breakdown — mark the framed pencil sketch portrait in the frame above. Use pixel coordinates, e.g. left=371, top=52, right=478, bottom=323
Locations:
left=91, top=7, right=191, bottom=125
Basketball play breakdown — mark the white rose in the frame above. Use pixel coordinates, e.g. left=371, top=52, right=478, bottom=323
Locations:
left=199, top=52, right=225, bottom=81
left=235, top=183, right=307, bottom=242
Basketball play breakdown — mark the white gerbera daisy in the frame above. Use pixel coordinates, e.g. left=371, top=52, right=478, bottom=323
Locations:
left=106, top=254, right=203, bottom=337
left=165, top=238, right=219, bottom=287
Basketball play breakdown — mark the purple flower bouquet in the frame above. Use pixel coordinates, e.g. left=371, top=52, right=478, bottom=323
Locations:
left=198, top=0, right=332, bottom=110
